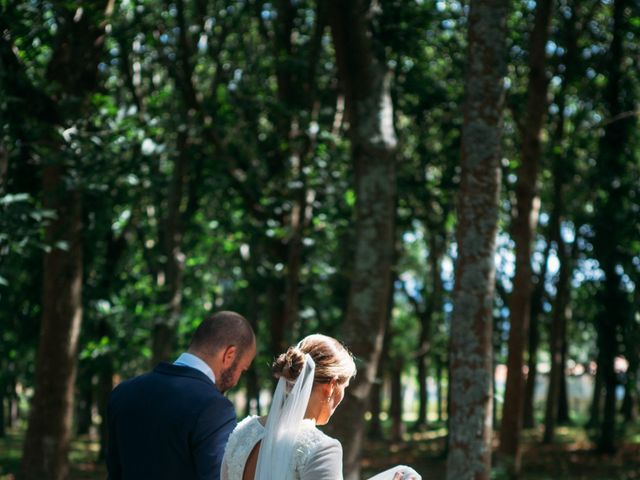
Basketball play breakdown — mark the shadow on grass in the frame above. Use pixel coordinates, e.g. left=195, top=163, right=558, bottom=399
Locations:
left=0, top=430, right=106, bottom=480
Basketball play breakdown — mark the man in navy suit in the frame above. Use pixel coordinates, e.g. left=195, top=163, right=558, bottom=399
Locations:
left=106, top=311, right=256, bottom=480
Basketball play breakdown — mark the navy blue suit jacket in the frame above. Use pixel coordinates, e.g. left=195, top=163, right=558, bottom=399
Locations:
left=106, top=362, right=237, bottom=480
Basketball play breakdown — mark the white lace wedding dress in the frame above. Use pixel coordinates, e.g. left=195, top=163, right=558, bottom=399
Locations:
left=221, top=415, right=421, bottom=480
left=221, top=355, right=420, bottom=480
left=221, top=415, right=343, bottom=480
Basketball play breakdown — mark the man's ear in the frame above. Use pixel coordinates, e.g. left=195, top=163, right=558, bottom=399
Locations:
left=221, top=345, right=237, bottom=368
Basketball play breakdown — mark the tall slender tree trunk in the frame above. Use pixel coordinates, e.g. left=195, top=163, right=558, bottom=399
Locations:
left=592, top=0, right=634, bottom=454
left=499, top=0, right=552, bottom=474
left=369, top=379, right=384, bottom=439
left=8, top=375, right=18, bottom=429
left=75, top=371, right=93, bottom=436
left=557, top=336, right=571, bottom=425
left=264, top=1, right=325, bottom=356
left=390, top=359, right=404, bottom=441
left=436, top=358, right=444, bottom=422
left=152, top=132, right=189, bottom=364
left=621, top=371, right=638, bottom=422
left=21, top=171, right=83, bottom=480
left=621, top=284, right=639, bottom=421
left=326, top=2, right=397, bottom=478
left=523, top=241, right=551, bottom=428
left=415, top=235, right=445, bottom=428
left=446, top=1, right=508, bottom=478
left=543, top=208, right=572, bottom=443
left=589, top=365, right=604, bottom=428
left=20, top=3, right=111, bottom=477
left=597, top=271, right=621, bottom=454
left=416, top=348, right=429, bottom=428
left=0, top=390, right=5, bottom=438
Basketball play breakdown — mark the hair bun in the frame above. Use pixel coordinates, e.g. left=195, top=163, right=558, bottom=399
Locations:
left=272, top=346, right=305, bottom=382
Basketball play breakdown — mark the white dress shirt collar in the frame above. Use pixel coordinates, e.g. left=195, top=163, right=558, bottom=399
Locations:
left=174, top=352, right=216, bottom=384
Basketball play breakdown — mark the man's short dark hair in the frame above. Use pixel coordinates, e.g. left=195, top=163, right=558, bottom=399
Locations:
left=189, top=311, right=255, bottom=356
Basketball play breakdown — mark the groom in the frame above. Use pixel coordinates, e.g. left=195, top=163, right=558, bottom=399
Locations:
left=106, top=311, right=256, bottom=480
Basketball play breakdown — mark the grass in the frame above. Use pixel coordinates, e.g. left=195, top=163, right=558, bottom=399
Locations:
left=2, top=422, right=640, bottom=479
left=0, top=430, right=105, bottom=480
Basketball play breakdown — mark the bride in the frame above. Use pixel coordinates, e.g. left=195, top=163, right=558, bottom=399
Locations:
left=221, top=334, right=421, bottom=480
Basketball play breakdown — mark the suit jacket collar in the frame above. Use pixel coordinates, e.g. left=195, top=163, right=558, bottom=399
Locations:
left=153, top=362, right=218, bottom=389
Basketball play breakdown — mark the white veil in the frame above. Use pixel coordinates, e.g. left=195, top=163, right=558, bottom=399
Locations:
left=254, top=354, right=316, bottom=480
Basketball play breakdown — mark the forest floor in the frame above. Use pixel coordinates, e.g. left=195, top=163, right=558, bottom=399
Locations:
left=1, top=424, right=639, bottom=479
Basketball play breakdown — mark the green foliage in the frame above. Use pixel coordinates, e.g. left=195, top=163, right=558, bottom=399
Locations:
left=0, top=0, right=639, bottom=472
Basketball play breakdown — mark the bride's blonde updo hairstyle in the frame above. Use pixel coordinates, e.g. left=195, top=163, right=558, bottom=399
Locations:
left=272, top=334, right=356, bottom=384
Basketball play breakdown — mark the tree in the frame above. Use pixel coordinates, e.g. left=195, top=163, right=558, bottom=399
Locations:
left=446, top=0, right=508, bottom=478
left=325, top=1, right=398, bottom=478
left=499, top=0, right=553, bottom=473
left=591, top=0, right=636, bottom=454
left=16, top=2, right=113, bottom=479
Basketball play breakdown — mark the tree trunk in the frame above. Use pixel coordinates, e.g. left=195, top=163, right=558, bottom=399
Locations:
left=96, top=359, right=113, bottom=461
left=621, top=283, right=639, bottom=421
left=152, top=131, right=189, bottom=365
left=499, top=0, right=552, bottom=474
left=266, top=1, right=325, bottom=356
left=416, top=351, right=429, bottom=428
left=436, top=358, right=444, bottom=422
left=445, top=1, right=508, bottom=478
left=390, top=359, right=404, bottom=442
left=621, top=373, right=638, bottom=422
left=8, top=375, right=18, bottom=429
left=0, top=392, right=5, bottom=438
left=415, top=234, right=445, bottom=428
left=75, top=372, right=93, bottom=436
left=597, top=274, right=619, bottom=454
left=325, top=2, right=397, bottom=477
left=20, top=3, right=111, bottom=477
left=523, top=241, right=551, bottom=429
left=543, top=214, right=572, bottom=444
left=369, top=379, right=384, bottom=439
left=588, top=365, right=603, bottom=428
left=21, top=171, right=83, bottom=480
left=592, top=0, right=634, bottom=455
left=557, top=336, right=571, bottom=425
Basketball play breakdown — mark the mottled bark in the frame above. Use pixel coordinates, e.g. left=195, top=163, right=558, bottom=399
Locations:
left=20, top=3, right=111, bottom=478
left=499, top=0, right=552, bottom=473
left=445, top=1, right=508, bottom=478
left=326, top=2, right=397, bottom=478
